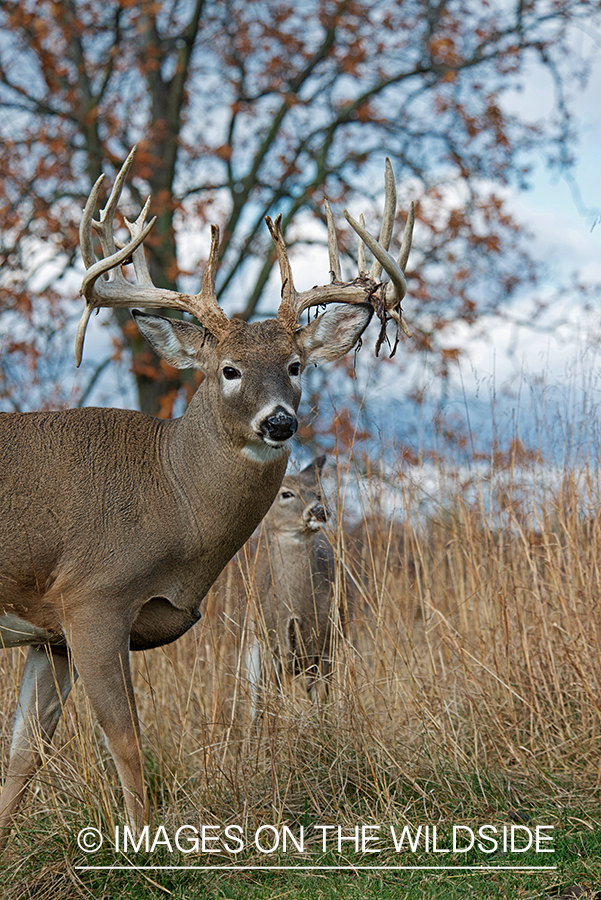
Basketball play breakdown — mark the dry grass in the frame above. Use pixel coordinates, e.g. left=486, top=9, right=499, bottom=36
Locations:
left=2, top=449, right=601, bottom=891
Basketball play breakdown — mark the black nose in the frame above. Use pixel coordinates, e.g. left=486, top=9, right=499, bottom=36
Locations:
left=260, top=406, right=298, bottom=442
left=310, top=503, right=328, bottom=523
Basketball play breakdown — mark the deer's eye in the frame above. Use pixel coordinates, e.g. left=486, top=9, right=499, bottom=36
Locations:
left=281, top=491, right=295, bottom=499
left=289, top=362, right=301, bottom=377
left=223, top=366, right=241, bottom=380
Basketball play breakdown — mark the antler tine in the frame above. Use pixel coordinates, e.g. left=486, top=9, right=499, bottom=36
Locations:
left=81, top=217, right=156, bottom=301
left=397, top=200, right=414, bottom=272
left=188, top=224, right=230, bottom=337
left=200, top=224, right=220, bottom=300
left=265, top=214, right=296, bottom=297
left=385, top=201, right=415, bottom=338
left=121, top=196, right=154, bottom=286
left=92, top=146, right=138, bottom=260
left=74, top=305, right=97, bottom=368
left=324, top=199, right=341, bottom=282
left=267, top=165, right=415, bottom=345
left=357, top=214, right=367, bottom=275
left=370, top=158, right=396, bottom=282
left=344, top=157, right=414, bottom=313
left=345, top=206, right=414, bottom=338
left=77, top=216, right=155, bottom=366
left=79, top=172, right=105, bottom=270
left=79, top=146, right=151, bottom=315
left=121, top=208, right=227, bottom=332
left=383, top=199, right=415, bottom=326
left=344, top=208, right=408, bottom=299
left=76, top=147, right=231, bottom=366
left=267, top=215, right=300, bottom=330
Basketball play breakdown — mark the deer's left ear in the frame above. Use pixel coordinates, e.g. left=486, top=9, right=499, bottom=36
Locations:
left=299, top=456, right=326, bottom=486
left=295, top=304, right=373, bottom=366
left=300, top=455, right=326, bottom=484
left=132, top=310, right=217, bottom=372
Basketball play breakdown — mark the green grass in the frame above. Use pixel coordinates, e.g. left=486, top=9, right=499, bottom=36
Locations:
left=3, top=783, right=601, bottom=898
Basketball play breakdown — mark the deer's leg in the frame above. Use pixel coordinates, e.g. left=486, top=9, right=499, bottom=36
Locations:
left=245, top=634, right=264, bottom=718
left=0, top=644, right=74, bottom=850
left=322, top=655, right=332, bottom=698
left=307, top=655, right=331, bottom=704
left=65, top=623, right=145, bottom=832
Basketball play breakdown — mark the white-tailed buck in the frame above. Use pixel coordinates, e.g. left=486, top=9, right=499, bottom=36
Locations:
left=245, top=456, right=350, bottom=711
left=0, top=148, right=413, bottom=847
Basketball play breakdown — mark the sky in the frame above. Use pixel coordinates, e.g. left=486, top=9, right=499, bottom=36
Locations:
left=62, top=23, right=601, bottom=464
left=361, top=37, right=601, bottom=462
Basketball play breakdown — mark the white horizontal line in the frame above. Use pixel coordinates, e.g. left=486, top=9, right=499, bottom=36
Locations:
left=75, top=864, right=558, bottom=872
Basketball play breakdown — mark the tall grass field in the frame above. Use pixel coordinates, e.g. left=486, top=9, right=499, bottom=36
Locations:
left=2, top=438, right=601, bottom=899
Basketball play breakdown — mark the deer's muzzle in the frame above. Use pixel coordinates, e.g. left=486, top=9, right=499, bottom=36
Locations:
left=260, top=407, right=298, bottom=443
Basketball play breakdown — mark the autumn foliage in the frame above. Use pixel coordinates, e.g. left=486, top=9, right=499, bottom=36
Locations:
left=0, top=0, right=598, bottom=416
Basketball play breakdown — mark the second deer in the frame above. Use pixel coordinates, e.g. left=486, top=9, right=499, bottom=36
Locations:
left=245, top=457, right=350, bottom=710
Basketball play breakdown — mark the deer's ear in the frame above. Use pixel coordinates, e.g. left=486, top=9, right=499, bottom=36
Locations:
left=300, top=455, right=326, bottom=484
left=132, top=310, right=216, bottom=371
left=295, top=304, right=372, bottom=366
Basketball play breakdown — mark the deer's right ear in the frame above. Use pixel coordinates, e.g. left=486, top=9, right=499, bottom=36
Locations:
left=295, top=304, right=373, bottom=366
left=132, top=310, right=216, bottom=371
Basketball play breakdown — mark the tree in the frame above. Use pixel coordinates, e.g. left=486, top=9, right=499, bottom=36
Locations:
left=0, top=0, right=598, bottom=416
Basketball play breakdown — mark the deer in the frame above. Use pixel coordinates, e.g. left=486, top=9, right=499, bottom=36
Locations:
left=244, top=456, right=351, bottom=713
left=0, top=147, right=414, bottom=849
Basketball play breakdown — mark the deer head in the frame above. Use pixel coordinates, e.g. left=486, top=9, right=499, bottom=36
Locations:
left=267, top=456, right=329, bottom=535
left=74, top=148, right=414, bottom=464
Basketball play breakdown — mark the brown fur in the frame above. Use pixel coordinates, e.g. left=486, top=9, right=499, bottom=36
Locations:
left=245, top=458, right=351, bottom=708
left=0, top=304, right=371, bottom=848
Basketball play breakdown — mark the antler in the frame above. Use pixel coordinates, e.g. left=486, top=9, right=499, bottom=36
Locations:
left=76, top=146, right=229, bottom=366
left=269, top=158, right=414, bottom=354
left=76, top=150, right=414, bottom=365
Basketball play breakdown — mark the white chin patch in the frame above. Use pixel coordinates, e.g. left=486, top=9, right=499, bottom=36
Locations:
left=242, top=440, right=290, bottom=464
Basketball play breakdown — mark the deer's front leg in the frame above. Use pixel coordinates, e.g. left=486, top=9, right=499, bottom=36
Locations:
left=0, top=644, right=74, bottom=851
left=245, top=633, right=264, bottom=719
left=65, top=617, right=145, bottom=832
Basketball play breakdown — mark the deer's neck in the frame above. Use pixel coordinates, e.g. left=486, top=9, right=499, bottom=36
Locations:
left=265, top=524, right=312, bottom=549
left=162, top=384, right=289, bottom=571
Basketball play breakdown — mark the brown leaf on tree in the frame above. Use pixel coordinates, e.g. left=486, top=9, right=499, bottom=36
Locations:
left=0, top=0, right=598, bottom=423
